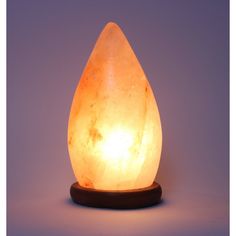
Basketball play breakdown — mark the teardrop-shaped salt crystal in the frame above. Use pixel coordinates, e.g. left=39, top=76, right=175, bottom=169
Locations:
left=68, top=22, right=162, bottom=190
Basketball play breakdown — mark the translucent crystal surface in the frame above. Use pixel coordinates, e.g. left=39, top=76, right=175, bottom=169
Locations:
left=68, top=22, right=162, bottom=190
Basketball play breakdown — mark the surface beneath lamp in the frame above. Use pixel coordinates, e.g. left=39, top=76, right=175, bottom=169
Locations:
left=70, top=182, right=162, bottom=209
left=8, top=186, right=228, bottom=236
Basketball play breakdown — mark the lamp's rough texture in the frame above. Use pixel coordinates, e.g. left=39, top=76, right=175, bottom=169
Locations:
left=68, top=22, right=162, bottom=191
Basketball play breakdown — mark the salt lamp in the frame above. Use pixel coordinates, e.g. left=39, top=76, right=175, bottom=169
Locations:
left=68, top=22, right=162, bottom=208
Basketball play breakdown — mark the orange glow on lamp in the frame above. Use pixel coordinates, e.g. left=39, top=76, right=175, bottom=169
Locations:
left=68, top=22, right=162, bottom=208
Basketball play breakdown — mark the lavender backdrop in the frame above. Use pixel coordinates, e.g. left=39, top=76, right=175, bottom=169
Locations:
left=7, top=0, right=229, bottom=235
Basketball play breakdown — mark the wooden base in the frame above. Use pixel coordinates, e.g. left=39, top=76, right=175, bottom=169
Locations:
left=70, top=182, right=162, bottom=209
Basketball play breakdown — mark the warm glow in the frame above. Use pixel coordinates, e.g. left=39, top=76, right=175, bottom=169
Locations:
left=68, top=22, right=162, bottom=190
left=100, top=129, right=133, bottom=162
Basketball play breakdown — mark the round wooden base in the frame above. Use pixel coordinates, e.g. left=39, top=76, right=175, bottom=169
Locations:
left=70, top=182, right=162, bottom=209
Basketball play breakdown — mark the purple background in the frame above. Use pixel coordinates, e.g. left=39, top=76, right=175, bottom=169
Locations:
left=7, top=0, right=229, bottom=235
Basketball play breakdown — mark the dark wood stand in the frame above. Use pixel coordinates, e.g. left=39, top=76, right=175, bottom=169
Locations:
left=70, top=182, right=162, bottom=209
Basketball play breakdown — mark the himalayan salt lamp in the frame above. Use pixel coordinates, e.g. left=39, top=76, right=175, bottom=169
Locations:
left=68, top=22, right=162, bottom=208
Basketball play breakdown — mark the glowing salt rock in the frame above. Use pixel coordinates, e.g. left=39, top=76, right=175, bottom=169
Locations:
left=68, top=22, right=162, bottom=190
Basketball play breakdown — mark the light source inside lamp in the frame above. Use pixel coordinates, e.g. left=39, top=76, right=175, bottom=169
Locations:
left=67, top=22, right=162, bottom=208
